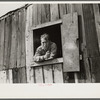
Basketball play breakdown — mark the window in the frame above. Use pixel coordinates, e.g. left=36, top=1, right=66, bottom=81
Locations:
left=33, top=20, right=63, bottom=59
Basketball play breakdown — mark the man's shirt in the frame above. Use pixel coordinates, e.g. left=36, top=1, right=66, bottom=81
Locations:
left=33, top=41, right=57, bottom=62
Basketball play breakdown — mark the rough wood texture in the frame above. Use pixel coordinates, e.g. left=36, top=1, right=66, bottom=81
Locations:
left=53, top=64, right=63, bottom=83
left=6, top=16, right=12, bottom=70
left=0, top=19, right=5, bottom=70
left=41, top=4, right=50, bottom=23
left=30, top=68, right=35, bottom=83
left=8, top=70, right=13, bottom=83
left=3, top=19, right=7, bottom=70
left=32, top=4, right=38, bottom=27
left=71, top=4, right=87, bottom=83
left=50, top=4, right=59, bottom=21
left=35, top=67, right=43, bottom=83
left=9, top=13, right=17, bottom=68
left=17, top=11, right=22, bottom=68
left=12, top=67, right=27, bottom=83
left=31, top=58, right=63, bottom=67
left=59, top=4, right=67, bottom=18
left=63, top=72, right=69, bottom=83
left=0, top=71, right=7, bottom=83
left=82, top=4, right=100, bottom=82
left=43, top=65, right=53, bottom=83
left=61, top=12, right=79, bottom=72
left=12, top=68, right=18, bottom=83
left=6, top=69, right=13, bottom=83
left=89, top=57, right=100, bottom=82
left=25, top=5, right=33, bottom=83
left=37, top=4, right=42, bottom=25
left=67, top=4, right=73, bottom=13
left=18, top=67, right=27, bottom=83
left=93, top=4, right=100, bottom=51
left=72, top=4, right=91, bottom=83
left=20, top=9, right=26, bottom=68
left=82, top=4, right=100, bottom=57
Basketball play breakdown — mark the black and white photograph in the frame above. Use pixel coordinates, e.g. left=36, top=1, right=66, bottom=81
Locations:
left=0, top=3, right=100, bottom=84
left=0, top=2, right=100, bottom=98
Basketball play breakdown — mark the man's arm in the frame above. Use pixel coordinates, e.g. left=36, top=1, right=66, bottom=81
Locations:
left=49, top=43, right=57, bottom=59
left=33, top=47, right=44, bottom=62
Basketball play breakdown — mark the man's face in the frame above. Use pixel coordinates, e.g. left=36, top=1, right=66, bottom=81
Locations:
left=41, top=38, right=49, bottom=50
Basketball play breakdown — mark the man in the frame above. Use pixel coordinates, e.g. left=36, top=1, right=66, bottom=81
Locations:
left=33, top=33, right=57, bottom=62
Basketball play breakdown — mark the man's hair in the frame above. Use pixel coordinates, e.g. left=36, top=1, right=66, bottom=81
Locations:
left=41, top=33, right=49, bottom=41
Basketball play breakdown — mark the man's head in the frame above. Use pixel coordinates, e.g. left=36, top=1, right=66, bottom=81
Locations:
left=40, top=33, right=50, bottom=50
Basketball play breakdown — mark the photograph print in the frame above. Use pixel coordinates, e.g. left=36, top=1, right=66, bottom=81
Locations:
left=0, top=3, right=99, bottom=83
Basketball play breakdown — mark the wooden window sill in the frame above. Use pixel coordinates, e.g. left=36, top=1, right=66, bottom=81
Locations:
left=31, top=57, right=63, bottom=67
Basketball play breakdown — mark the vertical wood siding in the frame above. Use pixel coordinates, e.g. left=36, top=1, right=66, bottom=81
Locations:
left=0, top=7, right=27, bottom=83
left=0, top=4, right=99, bottom=83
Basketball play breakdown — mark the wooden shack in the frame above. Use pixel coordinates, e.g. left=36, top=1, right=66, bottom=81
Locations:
left=0, top=3, right=100, bottom=83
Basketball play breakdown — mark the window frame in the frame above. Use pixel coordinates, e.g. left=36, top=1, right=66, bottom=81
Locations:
left=31, top=19, right=63, bottom=67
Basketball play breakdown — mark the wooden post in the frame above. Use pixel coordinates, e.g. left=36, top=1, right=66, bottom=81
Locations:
left=25, top=5, right=34, bottom=83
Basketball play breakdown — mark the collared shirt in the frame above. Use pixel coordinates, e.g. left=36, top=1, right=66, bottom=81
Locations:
left=33, top=41, right=57, bottom=62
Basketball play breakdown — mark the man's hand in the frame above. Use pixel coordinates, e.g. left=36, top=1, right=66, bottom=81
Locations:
left=44, top=51, right=50, bottom=60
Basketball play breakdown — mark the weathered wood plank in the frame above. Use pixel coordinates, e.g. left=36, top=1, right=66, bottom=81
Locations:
left=13, top=67, right=27, bottom=83
left=3, top=18, right=8, bottom=69
left=4, top=16, right=12, bottom=70
left=0, top=71, right=7, bottom=83
left=6, top=16, right=12, bottom=70
left=6, top=69, right=13, bottom=83
left=72, top=4, right=91, bottom=83
left=18, top=67, right=27, bottom=83
left=66, top=4, right=74, bottom=13
left=89, top=57, right=100, bottom=83
left=0, top=19, right=5, bottom=70
left=82, top=4, right=100, bottom=82
left=35, top=67, right=43, bottom=83
left=59, top=4, right=67, bottom=18
left=63, top=72, right=69, bottom=83
left=17, top=11, right=22, bottom=68
left=12, top=68, right=18, bottom=83
left=8, top=69, right=13, bottom=83
left=61, top=12, right=79, bottom=72
left=74, top=73, right=78, bottom=83
left=83, top=58, right=91, bottom=83
left=82, top=4, right=100, bottom=57
left=93, top=4, right=100, bottom=51
left=93, top=4, right=100, bottom=82
left=41, top=4, right=50, bottom=23
left=53, top=64, right=63, bottom=83
left=9, top=13, right=17, bottom=68
left=43, top=65, right=53, bottom=83
left=30, top=68, right=35, bottom=83
left=25, top=5, right=34, bottom=83
left=32, top=4, right=38, bottom=27
left=21, top=67, right=27, bottom=83
left=37, top=4, right=42, bottom=25
left=21, top=9, right=26, bottom=68
left=50, top=4, right=59, bottom=21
